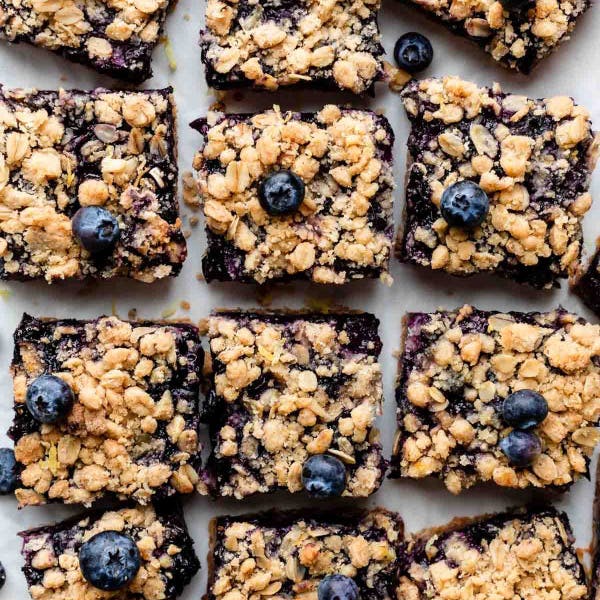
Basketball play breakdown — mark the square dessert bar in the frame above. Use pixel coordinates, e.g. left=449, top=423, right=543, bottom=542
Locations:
left=205, top=311, right=386, bottom=498
left=193, top=106, right=394, bottom=284
left=0, top=0, right=173, bottom=81
left=398, top=77, right=599, bottom=289
left=0, top=86, right=185, bottom=283
left=208, top=508, right=404, bottom=600
left=572, top=239, right=600, bottom=318
left=400, top=0, right=588, bottom=73
left=10, top=313, right=204, bottom=507
left=397, top=506, right=587, bottom=600
left=200, top=0, right=385, bottom=94
left=20, top=504, right=200, bottom=600
left=391, top=305, right=600, bottom=494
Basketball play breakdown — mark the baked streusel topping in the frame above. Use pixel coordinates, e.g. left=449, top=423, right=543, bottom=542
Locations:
left=193, top=106, right=394, bottom=284
left=0, top=86, right=185, bottom=283
left=200, top=0, right=385, bottom=93
left=398, top=507, right=587, bottom=600
left=398, top=77, right=600, bottom=289
left=392, top=305, right=600, bottom=493
left=10, top=314, right=204, bottom=507
left=20, top=504, right=200, bottom=600
left=205, top=311, right=385, bottom=498
left=209, top=509, right=403, bottom=600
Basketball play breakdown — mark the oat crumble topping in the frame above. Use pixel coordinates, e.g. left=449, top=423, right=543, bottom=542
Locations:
left=0, top=0, right=172, bottom=80
left=392, top=304, right=600, bottom=493
left=0, top=87, right=186, bottom=283
left=205, top=311, right=385, bottom=498
left=398, top=77, right=600, bottom=289
left=209, top=509, right=403, bottom=600
left=193, top=106, right=394, bottom=284
left=200, top=0, right=385, bottom=93
left=20, top=504, right=200, bottom=600
left=398, top=507, right=587, bottom=600
left=10, top=314, right=204, bottom=507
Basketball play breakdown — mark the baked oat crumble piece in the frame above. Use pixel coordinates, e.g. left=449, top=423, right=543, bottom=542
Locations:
left=208, top=508, right=404, bottom=600
left=204, top=310, right=386, bottom=498
left=10, top=313, right=205, bottom=507
left=0, top=86, right=186, bottom=283
left=391, top=304, right=600, bottom=493
left=20, top=504, right=200, bottom=600
left=397, top=76, right=600, bottom=289
left=192, top=106, right=395, bottom=285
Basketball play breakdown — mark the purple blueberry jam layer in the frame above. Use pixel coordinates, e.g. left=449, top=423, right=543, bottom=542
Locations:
left=398, top=0, right=589, bottom=74
left=572, top=239, right=600, bottom=318
left=20, top=503, right=200, bottom=600
left=204, top=310, right=386, bottom=499
left=398, top=506, right=587, bottom=600
left=200, top=0, right=385, bottom=94
left=397, top=77, right=600, bottom=289
left=208, top=508, right=404, bottom=600
left=10, top=313, right=204, bottom=507
left=391, top=304, right=600, bottom=493
left=192, top=106, right=395, bottom=285
left=0, top=86, right=186, bottom=283
left=0, top=0, right=173, bottom=81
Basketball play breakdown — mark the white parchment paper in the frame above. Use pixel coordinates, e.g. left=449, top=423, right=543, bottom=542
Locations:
left=0, top=1, right=599, bottom=597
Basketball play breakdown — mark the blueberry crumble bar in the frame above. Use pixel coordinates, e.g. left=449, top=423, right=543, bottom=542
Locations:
left=200, top=0, right=385, bottom=94
left=204, top=310, right=386, bottom=499
left=20, top=503, right=200, bottom=599
left=208, top=508, right=404, bottom=600
left=391, top=304, right=600, bottom=494
left=397, top=506, right=587, bottom=600
left=397, top=77, right=600, bottom=289
left=10, top=313, right=204, bottom=507
left=192, top=106, right=394, bottom=284
left=0, top=86, right=185, bottom=283
left=0, top=0, right=173, bottom=81
left=572, top=239, right=600, bottom=318
left=399, top=0, right=588, bottom=73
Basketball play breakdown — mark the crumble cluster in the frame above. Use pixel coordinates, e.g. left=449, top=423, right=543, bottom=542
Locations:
left=20, top=505, right=200, bottom=600
left=398, top=77, right=600, bottom=289
left=200, top=0, right=385, bottom=93
left=392, top=305, right=600, bottom=493
left=194, top=106, right=394, bottom=284
left=0, top=87, right=185, bottom=283
left=209, top=509, right=403, bottom=600
left=206, top=312, right=385, bottom=498
left=398, top=508, right=587, bottom=600
left=0, top=0, right=172, bottom=80
left=10, top=315, right=203, bottom=507
left=403, top=0, right=589, bottom=73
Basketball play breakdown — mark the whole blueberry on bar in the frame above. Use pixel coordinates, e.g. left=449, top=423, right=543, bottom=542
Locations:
left=302, top=454, right=347, bottom=498
left=440, top=181, right=489, bottom=228
left=502, top=390, right=548, bottom=429
left=72, top=206, right=120, bottom=255
left=500, top=430, right=542, bottom=467
left=318, top=575, right=360, bottom=600
left=258, top=170, right=305, bottom=216
left=0, top=448, right=16, bottom=494
left=394, top=33, right=433, bottom=73
left=25, top=374, right=74, bottom=424
left=79, top=531, right=141, bottom=591
left=0, top=562, right=5, bottom=589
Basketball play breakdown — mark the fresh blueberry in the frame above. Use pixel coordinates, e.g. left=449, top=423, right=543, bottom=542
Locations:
left=0, top=562, right=5, bottom=589
left=258, top=170, right=305, bottom=216
left=499, top=430, right=541, bottom=467
left=318, top=575, right=359, bottom=600
left=302, top=454, right=346, bottom=498
left=79, top=531, right=141, bottom=591
left=502, top=389, right=548, bottom=429
left=26, top=374, right=74, bottom=424
left=440, top=180, right=489, bottom=228
left=72, top=206, right=120, bottom=255
left=0, top=448, right=16, bottom=494
left=394, top=32, right=433, bottom=73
